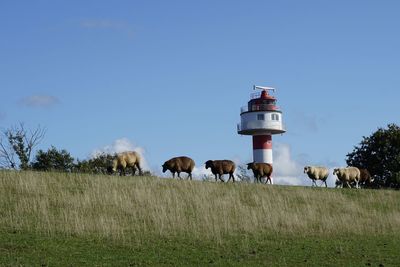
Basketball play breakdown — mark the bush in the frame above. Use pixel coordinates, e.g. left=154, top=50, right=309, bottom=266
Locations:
left=346, top=123, right=400, bottom=188
left=31, top=146, right=74, bottom=172
left=74, top=153, right=115, bottom=174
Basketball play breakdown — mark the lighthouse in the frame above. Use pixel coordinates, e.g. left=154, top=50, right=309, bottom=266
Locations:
left=237, top=85, right=286, bottom=183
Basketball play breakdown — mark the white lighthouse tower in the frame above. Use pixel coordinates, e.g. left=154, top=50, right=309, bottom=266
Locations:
left=237, top=85, right=286, bottom=183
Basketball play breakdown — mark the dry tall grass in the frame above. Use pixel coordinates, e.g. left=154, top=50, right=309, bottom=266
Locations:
left=1, top=171, right=399, bottom=243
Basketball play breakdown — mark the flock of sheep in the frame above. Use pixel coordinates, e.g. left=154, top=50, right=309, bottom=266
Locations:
left=106, top=151, right=272, bottom=184
left=304, top=166, right=373, bottom=188
left=107, top=151, right=372, bottom=188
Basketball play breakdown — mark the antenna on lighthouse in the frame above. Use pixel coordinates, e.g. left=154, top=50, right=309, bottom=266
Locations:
left=253, top=85, right=275, bottom=92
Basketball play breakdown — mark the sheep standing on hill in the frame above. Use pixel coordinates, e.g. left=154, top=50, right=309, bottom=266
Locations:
left=205, top=160, right=236, bottom=183
left=359, top=168, right=373, bottom=187
left=162, top=156, right=195, bottom=180
left=304, top=166, right=329, bottom=187
left=333, top=167, right=360, bottom=188
left=107, top=151, right=142, bottom=176
left=247, top=162, right=273, bottom=184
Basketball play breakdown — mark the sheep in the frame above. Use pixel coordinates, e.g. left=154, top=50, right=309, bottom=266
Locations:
left=162, top=156, right=195, bottom=180
left=107, top=151, right=142, bottom=176
left=247, top=162, right=273, bottom=184
left=205, top=160, right=236, bottom=182
left=335, top=168, right=373, bottom=188
left=333, top=167, right=360, bottom=188
left=303, top=166, right=329, bottom=187
left=358, top=168, right=373, bottom=187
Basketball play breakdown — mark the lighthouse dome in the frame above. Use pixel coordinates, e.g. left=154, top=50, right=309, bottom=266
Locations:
left=237, top=89, right=285, bottom=135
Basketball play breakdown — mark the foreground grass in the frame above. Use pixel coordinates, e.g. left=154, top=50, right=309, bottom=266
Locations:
left=1, top=231, right=399, bottom=266
left=0, top=170, right=399, bottom=266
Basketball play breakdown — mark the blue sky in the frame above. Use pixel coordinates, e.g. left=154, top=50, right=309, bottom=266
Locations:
left=1, top=1, right=399, bottom=185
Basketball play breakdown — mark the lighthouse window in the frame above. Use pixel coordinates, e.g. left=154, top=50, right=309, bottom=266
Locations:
left=271, top=114, right=280, bottom=121
left=257, top=114, right=265, bottom=120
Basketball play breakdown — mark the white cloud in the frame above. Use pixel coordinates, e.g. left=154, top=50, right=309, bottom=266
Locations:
left=273, top=143, right=309, bottom=186
left=192, top=166, right=212, bottom=180
left=272, top=143, right=340, bottom=187
left=20, top=95, right=59, bottom=108
left=91, top=138, right=149, bottom=171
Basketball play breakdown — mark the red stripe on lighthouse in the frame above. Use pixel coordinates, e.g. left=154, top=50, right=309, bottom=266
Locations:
left=252, top=135, right=272, bottom=149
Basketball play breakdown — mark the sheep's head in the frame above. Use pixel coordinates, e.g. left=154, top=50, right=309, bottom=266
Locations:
left=162, top=163, right=168, bottom=173
left=246, top=162, right=254, bottom=170
left=205, top=160, right=213, bottom=169
left=303, top=166, right=310, bottom=173
left=333, top=168, right=339, bottom=175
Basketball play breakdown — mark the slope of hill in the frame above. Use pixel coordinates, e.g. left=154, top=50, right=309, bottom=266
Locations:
left=1, top=171, right=399, bottom=266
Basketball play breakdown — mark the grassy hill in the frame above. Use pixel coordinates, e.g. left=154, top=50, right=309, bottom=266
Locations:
left=1, top=171, right=399, bottom=266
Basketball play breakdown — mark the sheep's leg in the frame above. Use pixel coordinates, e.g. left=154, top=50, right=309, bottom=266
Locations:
left=230, top=173, right=235, bottom=183
left=214, top=174, right=218, bottom=182
left=136, top=163, right=143, bottom=176
left=324, top=180, right=327, bottom=188
left=219, top=174, right=225, bottom=182
left=172, top=172, right=175, bottom=179
left=187, top=172, right=192, bottom=180
left=177, top=172, right=182, bottom=179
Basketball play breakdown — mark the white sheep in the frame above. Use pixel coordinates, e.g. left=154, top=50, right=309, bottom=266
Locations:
left=333, top=167, right=360, bottom=188
left=304, top=166, right=329, bottom=187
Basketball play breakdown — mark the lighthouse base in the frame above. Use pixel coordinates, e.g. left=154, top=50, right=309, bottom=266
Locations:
left=252, top=135, right=274, bottom=184
left=253, top=149, right=273, bottom=164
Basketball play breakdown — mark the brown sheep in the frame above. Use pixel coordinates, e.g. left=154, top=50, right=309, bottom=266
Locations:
left=359, top=168, right=373, bottom=187
left=162, top=156, right=195, bottom=180
left=107, top=151, right=142, bottom=176
left=205, top=160, right=236, bottom=183
left=247, top=162, right=273, bottom=184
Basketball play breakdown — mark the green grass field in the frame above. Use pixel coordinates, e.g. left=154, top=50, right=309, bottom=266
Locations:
left=1, top=171, right=399, bottom=266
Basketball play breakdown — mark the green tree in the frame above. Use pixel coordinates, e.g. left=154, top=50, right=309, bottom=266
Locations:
left=75, top=153, right=115, bottom=174
left=346, top=123, right=400, bottom=188
left=31, top=146, right=75, bottom=172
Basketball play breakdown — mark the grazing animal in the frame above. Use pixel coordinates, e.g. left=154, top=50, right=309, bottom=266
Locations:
left=162, top=156, right=195, bottom=180
left=107, top=151, right=142, bottom=176
left=333, top=167, right=360, bottom=188
left=205, top=160, right=236, bottom=182
left=358, top=168, right=373, bottom=187
left=247, top=162, right=273, bottom=184
left=304, top=166, right=329, bottom=187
